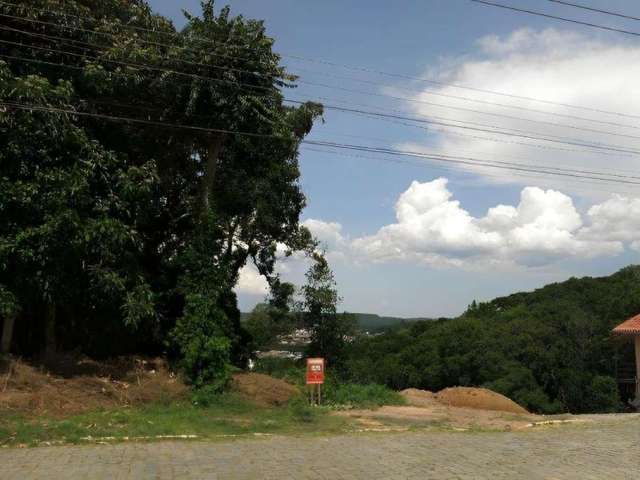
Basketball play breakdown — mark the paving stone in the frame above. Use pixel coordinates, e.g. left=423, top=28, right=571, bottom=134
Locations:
left=1, top=419, right=640, bottom=479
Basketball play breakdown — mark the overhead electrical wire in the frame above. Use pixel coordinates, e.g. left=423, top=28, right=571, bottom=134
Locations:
left=5, top=36, right=640, bottom=155
left=4, top=49, right=640, bottom=159
left=469, top=0, right=640, bottom=37
left=7, top=22, right=640, bottom=133
left=4, top=100, right=640, bottom=188
left=546, top=0, right=640, bottom=22
left=4, top=8, right=640, bottom=191
left=301, top=146, right=640, bottom=196
left=308, top=130, right=640, bottom=180
left=3, top=1, right=640, bottom=120
left=6, top=23, right=640, bottom=136
left=287, top=94, right=638, bottom=159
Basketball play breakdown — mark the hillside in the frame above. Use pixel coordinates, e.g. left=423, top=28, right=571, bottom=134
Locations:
left=349, top=313, right=432, bottom=331
left=342, top=266, right=640, bottom=414
left=241, top=311, right=431, bottom=332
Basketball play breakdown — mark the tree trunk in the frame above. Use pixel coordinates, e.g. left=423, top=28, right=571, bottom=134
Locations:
left=1, top=313, right=15, bottom=354
left=200, top=134, right=225, bottom=214
left=44, top=303, right=56, bottom=356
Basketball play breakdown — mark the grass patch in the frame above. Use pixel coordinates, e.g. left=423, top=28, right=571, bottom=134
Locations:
left=0, top=393, right=350, bottom=447
left=323, top=382, right=406, bottom=409
left=254, top=358, right=405, bottom=409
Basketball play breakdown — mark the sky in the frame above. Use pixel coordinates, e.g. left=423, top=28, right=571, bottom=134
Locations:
left=148, top=0, right=640, bottom=317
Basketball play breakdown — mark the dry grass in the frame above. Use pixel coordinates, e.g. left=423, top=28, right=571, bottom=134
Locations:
left=230, top=372, right=300, bottom=407
left=0, top=356, right=188, bottom=418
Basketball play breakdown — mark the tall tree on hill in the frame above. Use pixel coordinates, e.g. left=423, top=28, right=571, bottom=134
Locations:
left=302, top=253, right=356, bottom=368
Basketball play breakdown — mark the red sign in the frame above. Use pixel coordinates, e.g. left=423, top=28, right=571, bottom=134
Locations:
left=306, top=358, right=325, bottom=384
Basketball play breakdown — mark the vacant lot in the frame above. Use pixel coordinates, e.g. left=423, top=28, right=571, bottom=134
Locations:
left=1, top=416, right=639, bottom=479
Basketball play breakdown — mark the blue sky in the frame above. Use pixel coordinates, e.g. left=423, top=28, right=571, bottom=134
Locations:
left=148, top=0, right=640, bottom=317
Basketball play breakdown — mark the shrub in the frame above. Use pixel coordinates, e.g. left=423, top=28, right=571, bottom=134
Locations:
left=172, top=294, right=231, bottom=393
left=584, top=375, right=620, bottom=413
left=288, top=397, right=318, bottom=423
left=253, top=357, right=305, bottom=386
left=323, top=382, right=405, bottom=409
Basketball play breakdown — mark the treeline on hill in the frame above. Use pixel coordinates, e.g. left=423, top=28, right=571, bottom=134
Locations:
left=340, top=266, right=640, bottom=414
left=0, top=0, right=353, bottom=393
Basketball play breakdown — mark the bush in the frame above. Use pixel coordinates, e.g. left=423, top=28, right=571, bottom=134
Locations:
left=172, top=294, right=231, bottom=393
left=323, top=382, right=405, bottom=409
left=584, top=375, right=620, bottom=413
left=253, top=357, right=305, bottom=386
left=288, top=397, right=318, bottom=423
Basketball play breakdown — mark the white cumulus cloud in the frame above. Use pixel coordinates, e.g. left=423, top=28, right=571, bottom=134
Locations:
left=235, top=263, right=269, bottom=296
left=401, top=28, right=640, bottom=197
left=311, top=178, right=640, bottom=268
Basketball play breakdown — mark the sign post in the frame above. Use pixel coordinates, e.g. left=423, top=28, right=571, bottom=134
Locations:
left=306, top=358, right=325, bottom=405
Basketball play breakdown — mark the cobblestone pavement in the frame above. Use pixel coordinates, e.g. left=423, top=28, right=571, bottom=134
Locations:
left=2, top=418, right=640, bottom=479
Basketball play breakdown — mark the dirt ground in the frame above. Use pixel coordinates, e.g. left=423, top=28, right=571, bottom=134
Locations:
left=0, top=356, right=188, bottom=417
left=231, top=373, right=299, bottom=406
left=338, top=387, right=538, bottom=431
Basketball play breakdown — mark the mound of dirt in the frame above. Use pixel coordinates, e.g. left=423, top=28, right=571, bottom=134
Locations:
left=400, top=388, right=438, bottom=408
left=435, top=387, right=528, bottom=414
left=231, top=373, right=299, bottom=407
left=0, top=356, right=188, bottom=417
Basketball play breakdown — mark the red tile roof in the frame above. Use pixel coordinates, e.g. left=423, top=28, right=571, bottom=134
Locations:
left=613, top=314, right=640, bottom=335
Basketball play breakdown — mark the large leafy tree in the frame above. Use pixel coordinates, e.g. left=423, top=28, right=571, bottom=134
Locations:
left=0, top=64, right=157, bottom=355
left=0, top=0, right=323, bottom=382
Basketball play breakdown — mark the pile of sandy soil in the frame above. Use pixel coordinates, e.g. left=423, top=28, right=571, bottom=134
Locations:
left=400, top=388, right=438, bottom=408
left=0, top=356, right=188, bottom=417
left=435, top=387, right=528, bottom=414
left=401, top=387, right=527, bottom=414
left=344, top=387, right=532, bottom=432
left=231, top=373, right=299, bottom=407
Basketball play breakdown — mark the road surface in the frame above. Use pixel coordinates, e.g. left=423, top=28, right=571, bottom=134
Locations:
left=2, top=417, right=639, bottom=479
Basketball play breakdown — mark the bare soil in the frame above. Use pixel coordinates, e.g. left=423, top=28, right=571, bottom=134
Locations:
left=231, top=373, right=299, bottom=407
left=0, top=356, right=188, bottom=417
left=435, top=387, right=529, bottom=414
left=338, top=387, right=535, bottom=432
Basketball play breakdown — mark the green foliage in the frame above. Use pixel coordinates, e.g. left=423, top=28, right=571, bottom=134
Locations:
left=323, top=382, right=406, bottom=409
left=0, top=0, right=322, bottom=383
left=0, top=394, right=352, bottom=446
left=253, top=357, right=306, bottom=386
left=172, top=293, right=231, bottom=392
left=342, top=267, right=640, bottom=414
left=302, top=253, right=356, bottom=368
left=584, top=376, right=620, bottom=413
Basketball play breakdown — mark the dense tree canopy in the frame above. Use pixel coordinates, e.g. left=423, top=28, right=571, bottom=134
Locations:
left=341, top=266, right=640, bottom=413
left=0, top=0, right=323, bottom=386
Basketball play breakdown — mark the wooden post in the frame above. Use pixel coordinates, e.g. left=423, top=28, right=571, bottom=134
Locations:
left=635, top=336, right=640, bottom=399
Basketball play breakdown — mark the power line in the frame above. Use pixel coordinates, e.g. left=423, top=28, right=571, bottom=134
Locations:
left=6, top=47, right=639, bottom=156
left=0, top=101, right=293, bottom=139
left=0, top=23, right=289, bottom=84
left=301, top=146, right=640, bottom=195
left=5, top=100, right=640, bottom=187
left=290, top=101, right=640, bottom=155
left=469, top=0, right=640, bottom=37
left=8, top=23, right=640, bottom=136
left=546, top=0, right=640, bottom=22
left=293, top=64, right=640, bottom=131
left=0, top=39, right=279, bottom=95
left=304, top=140, right=640, bottom=185
left=290, top=94, right=637, bottom=159
left=4, top=1, right=640, bottom=121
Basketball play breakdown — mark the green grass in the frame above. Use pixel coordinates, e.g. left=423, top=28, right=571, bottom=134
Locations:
left=323, top=383, right=406, bottom=409
left=0, top=393, right=351, bottom=447
left=253, top=358, right=406, bottom=409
